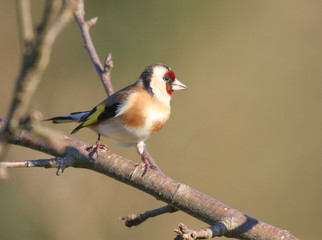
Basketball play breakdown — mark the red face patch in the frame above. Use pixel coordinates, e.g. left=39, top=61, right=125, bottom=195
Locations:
left=164, top=70, right=176, bottom=79
left=166, top=84, right=174, bottom=96
left=164, top=70, right=175, bottom=96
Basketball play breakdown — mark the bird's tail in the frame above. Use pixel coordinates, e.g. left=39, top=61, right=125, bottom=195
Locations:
left=46, top=111, right=90, bottom=124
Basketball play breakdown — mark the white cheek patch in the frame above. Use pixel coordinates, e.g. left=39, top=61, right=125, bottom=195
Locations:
left=150, top=68, right=171, bottom=105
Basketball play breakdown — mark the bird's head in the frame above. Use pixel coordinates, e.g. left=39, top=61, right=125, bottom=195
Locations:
left=140, top=64, right=187, bottom=102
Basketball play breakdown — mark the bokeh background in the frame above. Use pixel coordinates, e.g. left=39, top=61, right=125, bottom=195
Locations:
left=0, top=1, right=321, bottom=239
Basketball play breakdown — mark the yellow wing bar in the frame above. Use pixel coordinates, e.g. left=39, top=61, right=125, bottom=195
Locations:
left=81, top=103, right=105, bottom=127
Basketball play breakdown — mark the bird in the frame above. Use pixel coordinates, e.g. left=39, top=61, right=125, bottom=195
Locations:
left=47, top=63, right=187, bottom=168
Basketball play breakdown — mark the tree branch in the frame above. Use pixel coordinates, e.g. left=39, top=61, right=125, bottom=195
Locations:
left=10, top=0, right=77, bottom=128
left=174, top=223, right=227, bottom=240
left=74, top=2, right=114, bottom=96
left=0, top=0, right=78, bottom=156
left=102, top=53, right=115, bottom=95
left=122, top=205, right=178, bottom=227
left=0, top=119, right=298, bottom=240
left=0, top=157, right=59, bottom=169
left=16, top=0, right=35, bottom=54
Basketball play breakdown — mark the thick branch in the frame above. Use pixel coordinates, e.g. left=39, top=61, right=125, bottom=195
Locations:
left=0, top=119, right=298, bottom=240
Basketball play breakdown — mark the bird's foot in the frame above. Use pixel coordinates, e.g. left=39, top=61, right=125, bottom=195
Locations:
left=87, top=139, right=108, bottom=158
left=140, top=153, right=160, bottom=171
left=141, top=159, right=150, bottom=176
left=94, top=139, right=108, bottom=150
left=130, top=161, right=149, bottom=178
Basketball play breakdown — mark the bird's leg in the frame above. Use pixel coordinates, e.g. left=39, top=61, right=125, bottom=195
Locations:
left=140, top=153, right=150, bottom=172
left=88, top=134, right=108, bottom=157
left=133, top=142, right=161, bottom=176
left=95, top=134, right=108, bottom=150
left=131, top=143, right=162, bottom=177
left=130, top=142, right=148, bottom=176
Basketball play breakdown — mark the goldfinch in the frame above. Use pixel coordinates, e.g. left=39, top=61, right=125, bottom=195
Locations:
left=48, top=63, right=187, bottom=166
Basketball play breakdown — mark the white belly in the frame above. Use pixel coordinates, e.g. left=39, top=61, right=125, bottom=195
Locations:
left=91, top=118, right=150, bottom=146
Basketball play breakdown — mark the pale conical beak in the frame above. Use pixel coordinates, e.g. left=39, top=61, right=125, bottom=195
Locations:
left=171, top=79, right=188, bottom=91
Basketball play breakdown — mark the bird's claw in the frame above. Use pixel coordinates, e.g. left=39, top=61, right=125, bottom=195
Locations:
left=87, top=139, right=109, bottom=158
left=130, top=161, right=149, bottom=178
left=142, top=161, right=149, bottom=176
left=94, top=139, right=108, bottom=150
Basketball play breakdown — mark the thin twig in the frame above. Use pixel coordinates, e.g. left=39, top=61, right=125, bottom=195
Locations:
left=102, top=53, right=115, bottom=95
left=0, top=156, right=76, bottom=176
left=1, top=155, right=78, bottom=177
left=122, top=205, right=178, bottom=227
left=74, top=2, right=114, bottom=96
left=37, top=0, right=61, bottom=37
left=174, top=223, right=226, bottom=240
left=74, top=3, right=102, bottom=74
left=16, top=0, right=35, bottom=54
left=0, top=158, right=58, bottom=168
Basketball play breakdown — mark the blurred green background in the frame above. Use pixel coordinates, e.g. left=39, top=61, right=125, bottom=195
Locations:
left=0, top=1, right=321, bottom=239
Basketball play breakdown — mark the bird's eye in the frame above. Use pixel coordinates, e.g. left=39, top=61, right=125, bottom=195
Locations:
left=164, top=76, right=170, bottom=81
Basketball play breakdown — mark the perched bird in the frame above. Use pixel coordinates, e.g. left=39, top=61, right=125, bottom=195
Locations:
left=47, top=63, right=187, bottom=167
